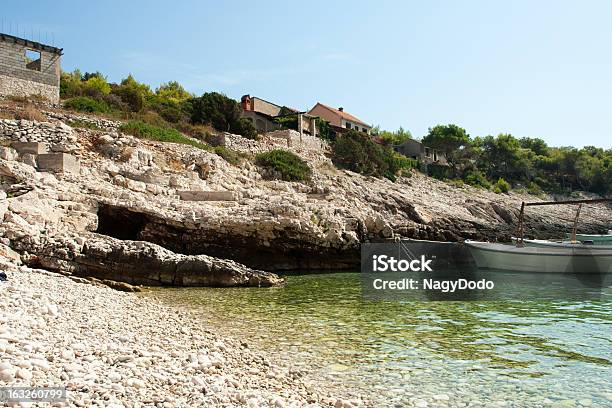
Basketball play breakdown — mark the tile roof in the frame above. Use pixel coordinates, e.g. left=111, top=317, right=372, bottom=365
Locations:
left=314, top=103, right=370, bottom=127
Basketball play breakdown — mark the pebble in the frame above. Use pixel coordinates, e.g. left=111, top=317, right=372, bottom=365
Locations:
left=0, top=368, right=16, bottom=382
left=16, top=368, right=32, bottom=380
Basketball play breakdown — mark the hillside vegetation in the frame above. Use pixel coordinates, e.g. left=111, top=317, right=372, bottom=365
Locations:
left=57, top=70, right=611, bottom=195
left=421, top=124, right=612, bottom=195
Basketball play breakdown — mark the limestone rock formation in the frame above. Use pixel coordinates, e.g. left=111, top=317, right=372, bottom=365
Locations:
left=1, top=104, right=611, bottom=283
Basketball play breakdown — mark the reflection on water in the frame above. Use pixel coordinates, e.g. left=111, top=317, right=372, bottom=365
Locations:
left=146, top=273, right=612, bottom=407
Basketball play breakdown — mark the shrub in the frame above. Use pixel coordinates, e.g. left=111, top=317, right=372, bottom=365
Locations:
left=68, top=119, right=101, bottom=130
left=255, top=149, right=312, bottom=181
left=331, top=130, right=409, bottom=180
left=174, top=122, right=213, bottom=140
left=119, top=121, right=208, bottom=150
left=214, top=146, right=245, bottom=166
left=60, top=70, right=83, bottom=98
left=64, top=96, right=109, bottom=113
left=100, top=93, right=129, bottom=112
left=131, top=111, right=169, bottom=128
left=112, top=85, right=144, bottom=112
left=494, top=178, right=510, bottom=193
left=189, top=92, right=257, bottom=138
left=315, top=118, right=334, bottom=141
left=527, top=181, right=543, bottom=195
left=448, top=179, right=465, bottom=188
left=150, top=99, right=188, bottom=123
left=84, top=76, right=111, bottom=95
left=155, top=81, right=192, bottom=103
left=233, top=118, right=258, bottom=140
left=273, top=114, right=298, bottom=131
left=463, top=169, right=491, bottom=189
left=190, top=92, right=239, bottom=131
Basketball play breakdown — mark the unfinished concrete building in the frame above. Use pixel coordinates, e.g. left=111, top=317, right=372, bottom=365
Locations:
left=0, top=33, right=62, bottom=104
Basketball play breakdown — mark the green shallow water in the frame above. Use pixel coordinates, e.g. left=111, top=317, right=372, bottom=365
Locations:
left=146, top=273, right=612, bottom=407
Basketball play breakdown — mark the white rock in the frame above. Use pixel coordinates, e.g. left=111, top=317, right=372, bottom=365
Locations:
left=0, top=368, right=16, bottom=382
left=107, top=372, right=122, bottom=382
left=30, top=359, right=50, bottom=371
left=16, top=368, right=32, bottom=380
left=0, top=362, right=13, bottom=371
left=273, top=397, right=286, bottom=408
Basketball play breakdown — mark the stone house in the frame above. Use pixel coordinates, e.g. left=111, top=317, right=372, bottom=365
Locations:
left=307, top=103, right=371, bottom=136
left=394, top=138, right=447, bottom=164
left=0, top=33, right=62, bottom=104
left=240, top=94, right=317, bottom=136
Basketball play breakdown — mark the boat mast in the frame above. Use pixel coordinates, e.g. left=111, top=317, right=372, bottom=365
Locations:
left=570, top=204, right=582, bottom=243
left=514, top=197, right=611, bottom=247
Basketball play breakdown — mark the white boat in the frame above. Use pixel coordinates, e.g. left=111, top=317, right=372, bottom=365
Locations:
left=511, top=237, right=612, bottom=250
left=464, top=240, right=612, bottom=274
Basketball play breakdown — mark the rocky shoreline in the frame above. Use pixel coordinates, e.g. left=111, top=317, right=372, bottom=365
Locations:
left=1, top=103, right=610, bottom=285
left=0, top=264, right=363, bottom=407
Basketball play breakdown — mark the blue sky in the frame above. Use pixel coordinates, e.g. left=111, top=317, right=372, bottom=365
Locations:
left=2, top=0, right=611, bottom=148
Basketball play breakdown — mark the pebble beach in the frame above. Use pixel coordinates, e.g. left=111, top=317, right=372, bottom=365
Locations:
left=0, top=266, right=362, bottom=408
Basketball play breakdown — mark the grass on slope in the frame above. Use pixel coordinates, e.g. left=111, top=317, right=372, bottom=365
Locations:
left=119, top=120, right=247, bottom=166
left=119, top=121, right=210, bottom=151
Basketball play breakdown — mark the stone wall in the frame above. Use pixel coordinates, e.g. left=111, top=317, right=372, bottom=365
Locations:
left=44, top=111, right=121, bottom=132
left=0, top=37, right=61, bottom=103
left=0, top=74, right=60, bottom=104
left=0, top=119, right=75, bottom=146
left=265, top=129, right=326, bottom=151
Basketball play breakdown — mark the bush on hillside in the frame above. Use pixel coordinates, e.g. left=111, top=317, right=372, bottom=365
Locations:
left=189, top=92, right=258, bottom=139
left=214, top=146, right=246, bottom=166
left=255, top=149, right=312, bottom=181
left=463, top=169, right=491, bottom=189
left=112, top=85, right=145, bottom=112
left=190, top=92, right=239, bottom=132
left=494, top=178, right=511, bottom=194
left=85, top=76, right=111, bottom=95
left=232, top=118, right=258, bottom=140
left=315, top=118, right=334, bottom=141
left=119, top=121, right=208, bottom=150
left=331, top=130, right=412, bottom=180
left=64, top=96, right=109, bottom=113
left=147, top=97, right=189, bottom=123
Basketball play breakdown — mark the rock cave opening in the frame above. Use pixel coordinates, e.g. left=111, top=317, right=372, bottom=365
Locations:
left=96, top=204, right=150, bottom=240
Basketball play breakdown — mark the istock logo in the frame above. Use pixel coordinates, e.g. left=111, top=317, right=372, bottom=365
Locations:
left=372, top=255, right=434, bottom=272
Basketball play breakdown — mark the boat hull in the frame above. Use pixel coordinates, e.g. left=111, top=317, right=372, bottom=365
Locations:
left=465, top=241, right=612, bottom=274
left=513, top=238, right=612, bottom=250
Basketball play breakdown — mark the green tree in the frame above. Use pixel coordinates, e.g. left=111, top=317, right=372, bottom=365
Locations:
left=120, top=74, right=152, bottom=96
left=373, top=126, right=413, bottom=146
left=422, top=124, right=470, bottom=171
left=190, top=92, right=241, bottom=131
left=331, top=130, right=413, bottom=180
left=189, top=92, right=257, bottom=139
left=155, top=81, right=192, bottom=103
left=519, top=137, right=549, bottom=156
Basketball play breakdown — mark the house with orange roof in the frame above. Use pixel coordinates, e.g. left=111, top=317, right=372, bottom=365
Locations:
left=307, top=103, right=372, bottom=136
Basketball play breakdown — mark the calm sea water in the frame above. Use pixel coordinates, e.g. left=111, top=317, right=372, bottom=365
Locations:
left=146, top=273, right=612, bottom=408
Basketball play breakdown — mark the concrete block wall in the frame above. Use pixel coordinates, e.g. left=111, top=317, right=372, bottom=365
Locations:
left=37, top=153, right=80, bottom=174
left=0, top=37, right=61, bottom=103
